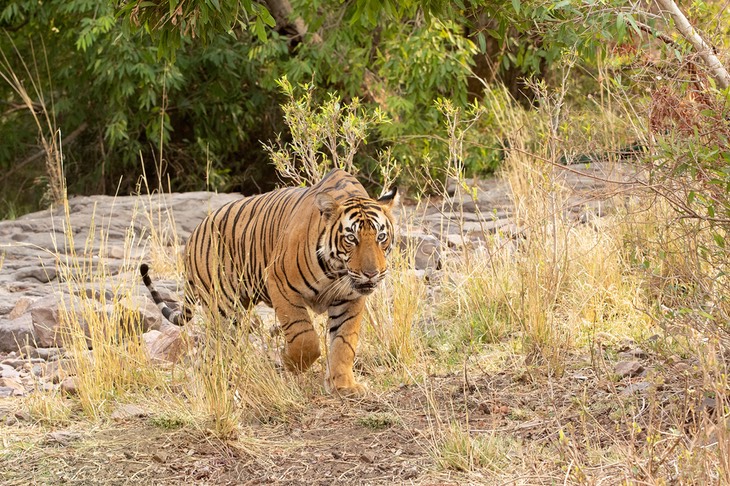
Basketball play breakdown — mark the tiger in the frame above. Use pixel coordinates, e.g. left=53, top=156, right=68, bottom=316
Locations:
left=140, top=169, right=398, bottom=396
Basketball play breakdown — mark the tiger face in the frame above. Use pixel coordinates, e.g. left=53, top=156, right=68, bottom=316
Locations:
left=316, top=189, right=398, bottom=296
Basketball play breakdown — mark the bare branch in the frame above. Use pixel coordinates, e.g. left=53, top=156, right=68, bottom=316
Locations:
left=654, top=0, right=730, bottom=89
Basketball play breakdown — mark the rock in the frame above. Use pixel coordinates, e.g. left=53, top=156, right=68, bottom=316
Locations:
left=621, top=381, right=652, bottom=395
left=8, top=297, right=32, bottom=320
left=614, top=360, right=644, bottom=378
left=111, top=403, right=147, bottom=421
left=13, top=265, right=58, bottom=283
left=143, top=327, right=186, bottom=363
left=360, top=452, right=375, bottom=464
left=18, top=344, right=36, bottom=358
left=36, top=359, right=75, bottom=383
left=1, top=358, right=30, bottom=369
left=443, top=233, right=474, bottom=249
left=29, top=294, right=94, bottom=348
left=399, top=232, right=441, bottom=271
left=618, top=348, right=648, bottom=360
left=0, top=314, right=35, bottom=353
left=0, top=377, right=26, bottom=396
left=117, top=295, right=163, bottom=332
left=402, top=467, right=419, bottom=480
left=152, top=452, right=168, bottom=464
left=0, top=364, right=20, bottom=379
left=60, top=376, right=79, bottom=395
left=14, top=410, right=31, bottom=421
left=18, top=344, right=64, bottom=361
left=34, top=347, right=66, bottom=361
left=47, top=431, right=82, bottom=446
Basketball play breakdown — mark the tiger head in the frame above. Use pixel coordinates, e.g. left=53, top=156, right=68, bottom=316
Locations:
left=316, top=188, right=398, bottom=295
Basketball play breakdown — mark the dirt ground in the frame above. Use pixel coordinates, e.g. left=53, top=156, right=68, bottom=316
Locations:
left=1, top=343, right=719, bottom=486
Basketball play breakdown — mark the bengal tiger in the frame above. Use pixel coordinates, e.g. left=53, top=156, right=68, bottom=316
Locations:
left=140, top=169, right=398, bottom=396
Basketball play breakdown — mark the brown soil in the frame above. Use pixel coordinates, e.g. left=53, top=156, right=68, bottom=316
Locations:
left=0, top=348, right=718, bottom=485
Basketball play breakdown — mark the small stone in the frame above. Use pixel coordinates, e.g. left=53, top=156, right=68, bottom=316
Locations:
left=14, top=410, right=31, bottom=422
left=111, top=403, right=147, bottom=421
left=618, top=348, right=648, bottom=360
left=143, top=327, right=185, bottom=363
left=0, top=364, right=20, bottom=379
left=621, top=381, right=652, bottom=395
left=614, top=360, right=644, bottom=378
left=152, top=452, right=167, bottom=464
left=402, top=467, right=419, bottom=480
left=18, top=345, right=36, bottom=358
left=0, top=387, right=13, bottom=398
left=360, top=452, right=375, bottom=464
left=47, top=431, right=82, bottom=446
left=60, top=376, right=79, bottom=395
left=8, top=297, right=32, bottom=320
left=0, top=377, right=26, bottom=396
left=31, top=364, right=43, bottom=377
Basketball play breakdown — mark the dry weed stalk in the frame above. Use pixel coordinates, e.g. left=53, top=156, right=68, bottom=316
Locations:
left=0, top=42, right=66, bottom=207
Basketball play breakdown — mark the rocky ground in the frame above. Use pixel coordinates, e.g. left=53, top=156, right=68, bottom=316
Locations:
left=2, top=162, right=701, bottom=485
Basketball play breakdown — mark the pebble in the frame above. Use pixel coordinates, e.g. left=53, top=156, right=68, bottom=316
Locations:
left=618, top=348, right=648, bottom=360
left=60, top=376, right=79, bottom=395
left=621, top=381, right=652, bottom=395
left=614, top=360, right=645, bottom=378
left=360, top=452, right=376, bottom=464
left=111, top=404, right=147, bottom=421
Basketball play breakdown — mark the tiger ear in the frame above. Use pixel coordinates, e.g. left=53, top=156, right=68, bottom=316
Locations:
left=377, top=187, right=399, bottom=210
left=316, top=192, right=340, bottom=219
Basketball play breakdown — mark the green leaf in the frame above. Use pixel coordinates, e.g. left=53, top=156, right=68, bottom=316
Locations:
left=260, top=8, right=275, bottom=27
left=476, top=32, right=486, bottom=53
left=713, top=233, right=725, bottom=248
left=511, top=0, right=521, bottom=15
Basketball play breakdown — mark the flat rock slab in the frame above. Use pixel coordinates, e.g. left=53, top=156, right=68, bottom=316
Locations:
left=0, top=192, right=242, bottom=354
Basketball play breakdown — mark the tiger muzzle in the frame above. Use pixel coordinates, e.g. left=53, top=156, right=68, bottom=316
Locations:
left=351, top=272, right=383, bottom=295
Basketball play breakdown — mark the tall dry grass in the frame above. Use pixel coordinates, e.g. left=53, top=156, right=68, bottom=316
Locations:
left=0, top=42, right=65, bottom=207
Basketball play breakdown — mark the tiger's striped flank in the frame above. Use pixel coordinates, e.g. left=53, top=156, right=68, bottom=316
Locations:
left=141, top=169, right=398, bottom=396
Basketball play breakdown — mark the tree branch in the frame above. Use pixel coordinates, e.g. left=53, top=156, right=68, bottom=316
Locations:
left=635, top=20, right=681, bottom=50
left=262, top=0, right=322, bottom=45
left=2, top=122, right=88, bottom=182
left=654, top=0, right=730, bottom=90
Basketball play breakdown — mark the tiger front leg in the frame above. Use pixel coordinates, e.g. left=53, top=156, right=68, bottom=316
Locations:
left=325, top=298, right=367, bottom=396
left=274, top=305, right=321, bottom=372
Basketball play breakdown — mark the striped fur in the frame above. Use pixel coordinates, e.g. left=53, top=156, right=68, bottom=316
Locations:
left=141, top=169, right=398, bottom=395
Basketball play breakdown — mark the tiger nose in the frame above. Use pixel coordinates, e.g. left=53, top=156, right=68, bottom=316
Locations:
left=362, top=270, right=378, bottom=279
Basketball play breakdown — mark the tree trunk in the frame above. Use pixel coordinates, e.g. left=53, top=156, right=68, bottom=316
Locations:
left=654, top=0, right=730, bottom=90
left=263, top=0, right=322, bottom=45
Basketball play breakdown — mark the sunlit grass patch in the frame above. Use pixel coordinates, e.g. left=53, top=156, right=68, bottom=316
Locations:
left=432, top=421, right=516, bottom=473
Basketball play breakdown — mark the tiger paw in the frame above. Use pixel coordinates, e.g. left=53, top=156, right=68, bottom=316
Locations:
left=325, top=376, right=368, bottom=397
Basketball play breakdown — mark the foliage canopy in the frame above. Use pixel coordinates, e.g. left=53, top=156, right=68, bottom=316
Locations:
left=1, top=0, right=729, bottom=215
